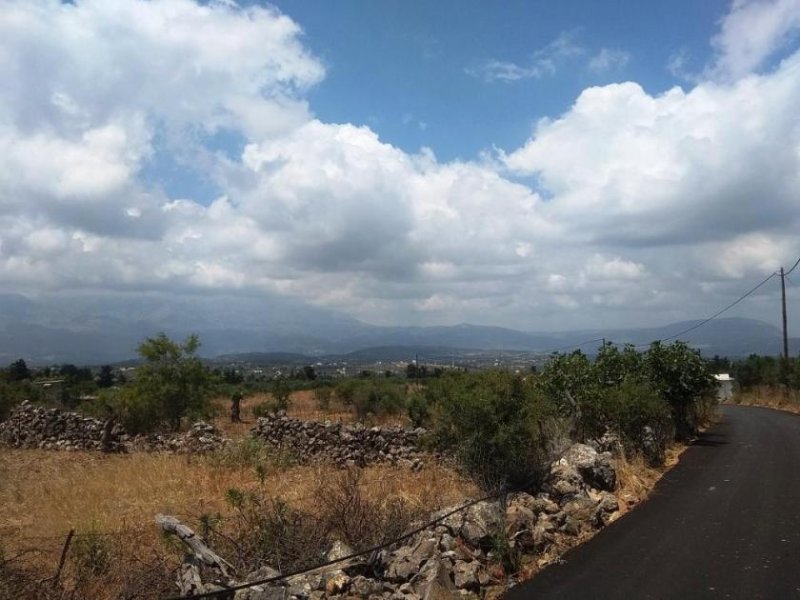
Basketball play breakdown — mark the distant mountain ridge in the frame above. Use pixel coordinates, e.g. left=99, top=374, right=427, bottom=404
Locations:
left=0, top=293, right=793, bottom=364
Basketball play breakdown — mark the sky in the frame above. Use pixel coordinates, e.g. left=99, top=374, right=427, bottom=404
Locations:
left=1, top=0, right=800, bottom=333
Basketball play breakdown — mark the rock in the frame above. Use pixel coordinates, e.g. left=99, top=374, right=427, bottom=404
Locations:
left=560, top=444, right=617, bottom=492
left=561, top=496, right=597, bottom=523
left=452, top=560, right=483, bottom=591
left=350, top=575, right=384, bottom=597
left=546, top=461, right=584, bottom=501
left=459, top=501, right=501, bottom=549
left=414, top=558, right=457, bottom=600
left=0, top=402, right=229, bottom=455
left=505, top=503, right=537, bottom=549
left=386, top=547, right=418, bottom=582
left=530, top=494, right=560, bottom=515
left=531, top=518, right=556, bottom=551
left=593, top=491, right=620, bottom=526
left=327, top=540, right=354, bottom=562
left=324, top=571, right=351, bottom=595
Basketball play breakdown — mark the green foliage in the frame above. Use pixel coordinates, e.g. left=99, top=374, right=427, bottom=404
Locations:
left=596, top=382, right=673, bottom=465
left=252, top=378, right=293, bottom=417
left=426, top=371, right=556, bottom=491
left=732, top=354, right=782, bottom=388
left=70, top=531, right=112, bottom=576
left=125, top=333, right=216, bottom=432
left=536, top=341, right=716, bottom=460
left=6, top=359, right=31, bottom=382
left=643, top=341, right=717, bottom=439
left=96, top=365, right=115, bottom=389
left=208, top=437, right=297, bottom=471
left=406, top=390, right=430, bottom=427
left=0, top=379, right=41, bottom=421
left=271, top=378, right=292, bottom=412
left=334, top=379, right=358, bottom=405
left=351, top=380, right=406, bottom=421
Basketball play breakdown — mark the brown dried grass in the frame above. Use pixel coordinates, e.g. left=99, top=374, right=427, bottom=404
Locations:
left=0, top=447, right=476, bottom=599
left=730, top=386, right=800, bottom=415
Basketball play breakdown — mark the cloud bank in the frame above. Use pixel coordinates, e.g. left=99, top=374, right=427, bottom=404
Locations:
left=1, top=0, right=799, bottom=330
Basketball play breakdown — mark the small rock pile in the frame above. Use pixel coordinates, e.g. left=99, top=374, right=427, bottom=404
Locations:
left=163, top=442, right=621, bottom=599
left=250, top=412, right=426, bottom=469
left=0, top=402, right=228, bottom=454
left=0, top=401, right=126, bottom=451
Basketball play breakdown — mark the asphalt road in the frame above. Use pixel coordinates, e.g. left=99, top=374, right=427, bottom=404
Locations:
left=505, top=405, right=800, bottom=600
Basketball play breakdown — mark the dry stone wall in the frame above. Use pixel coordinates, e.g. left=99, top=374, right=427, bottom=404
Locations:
left=249, top=412, right=427, bottom=469
left=0, top=402, right=226, bottom=453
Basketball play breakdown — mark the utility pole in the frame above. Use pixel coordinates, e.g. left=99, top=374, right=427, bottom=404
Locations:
left=781, top=267, right=789, bottom=360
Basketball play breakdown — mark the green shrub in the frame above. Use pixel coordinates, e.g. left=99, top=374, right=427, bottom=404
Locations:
left=70, top=531, right=112, bottom=576
left=598, top=382, right=673, bottom=465
left=643, top=341, right=717, bottom=439
left=426, top=371, right=557, bottom=491
left=352, top=381, right=405, bottom=421
left=406, top=390, right=430, bottom=427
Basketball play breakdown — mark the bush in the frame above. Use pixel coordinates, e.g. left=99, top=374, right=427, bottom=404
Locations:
left=315, top=468, right=419, bottom=548
left=352, top=381, right=406, bottom=421
left=537, top=341, right=717, bottom=454
left=406, top=390, right=430, bottom=427
left=643, top=341, right=717, bottom=439
left=70, top=530, right=112, bottom=577
left=598, top=382, right=673, bottom=465
left=426, top=371, right=558, bottom=491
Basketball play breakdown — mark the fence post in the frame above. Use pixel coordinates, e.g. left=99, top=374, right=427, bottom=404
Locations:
left=52, top=528, right=75, bottom=588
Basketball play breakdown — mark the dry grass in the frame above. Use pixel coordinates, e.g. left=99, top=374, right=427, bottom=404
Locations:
left=613, top=444, right=684, bottom=513
left=0, top=447, right=476, bottom=599
left=730, top=386, right=800, bottom=415
left=0, top=449, right=474, bottom=541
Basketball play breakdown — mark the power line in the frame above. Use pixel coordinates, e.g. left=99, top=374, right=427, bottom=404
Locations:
left=541, top=265, right=792, bottom=356
left=164, top=493, right=498, bottom=600
left=546, top=337, right=606, bottom=354
left=785, top=256, right=800, bottom=276
left=658, top=271, right=778, bottom=343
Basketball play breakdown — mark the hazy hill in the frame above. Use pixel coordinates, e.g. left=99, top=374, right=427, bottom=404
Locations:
left=0, top=293, right=793, bottom=364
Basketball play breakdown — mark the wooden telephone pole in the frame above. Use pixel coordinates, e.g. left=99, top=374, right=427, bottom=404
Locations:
left=781, top=266, right=789, bottom=360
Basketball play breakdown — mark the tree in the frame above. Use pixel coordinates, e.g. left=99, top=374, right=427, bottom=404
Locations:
left=7, top=359, right=31, bottom=382
left=97, top=365, right=115, bottom=388
left=643, top=341, right=717, bottom=440
left=302, top=365, right=316, bottom=381
left=130, top=333, right=215, bottom=431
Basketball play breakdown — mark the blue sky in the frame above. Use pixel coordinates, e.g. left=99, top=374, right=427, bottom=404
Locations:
left=2, top=0, right=800, bottom=332
left=270, top=0, right=729, bottom=160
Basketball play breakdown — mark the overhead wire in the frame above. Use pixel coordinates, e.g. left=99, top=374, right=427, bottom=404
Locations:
left=163, top=493, right=499, bottom=600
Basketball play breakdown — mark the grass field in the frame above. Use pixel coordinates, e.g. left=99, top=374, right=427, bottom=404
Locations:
left=0, top=446, right=476, bottom=599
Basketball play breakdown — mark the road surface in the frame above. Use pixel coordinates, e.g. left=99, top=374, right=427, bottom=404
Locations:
left=505, top=405, right=800, bottom=599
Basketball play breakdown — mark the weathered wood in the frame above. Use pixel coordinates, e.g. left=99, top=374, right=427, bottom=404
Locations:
left=52, top=528, right=75, bottom=588
left=156, top=514, right=234, bottom=579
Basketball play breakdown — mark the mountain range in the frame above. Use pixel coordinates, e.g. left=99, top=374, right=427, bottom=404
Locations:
left=0, top=293, right=793, bottom=365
